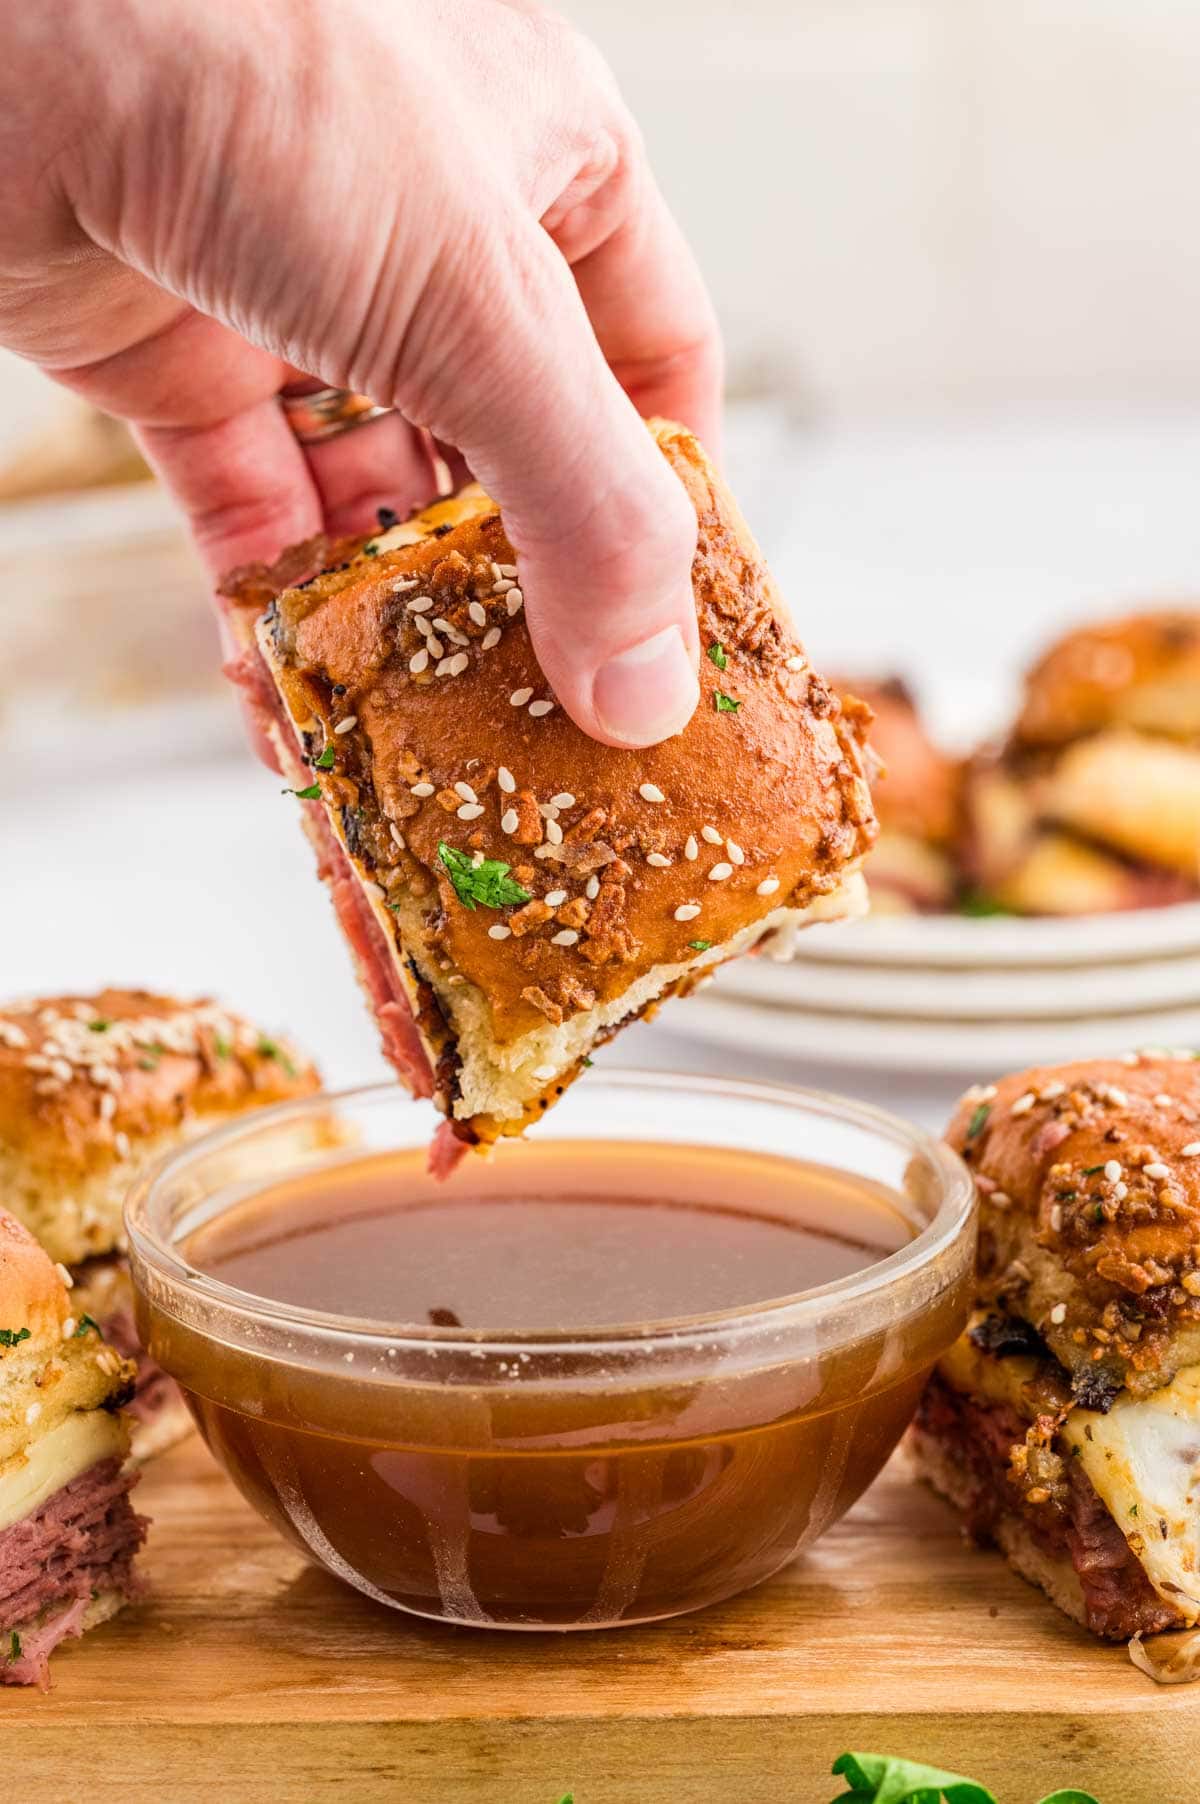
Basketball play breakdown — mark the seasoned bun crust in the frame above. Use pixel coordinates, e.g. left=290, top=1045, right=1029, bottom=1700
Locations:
left=1014, top=608, right=1200, bottom=750
left=224, top=420, right=875, bottom=1135
left=0, top=1210, right=134, bottom=1466
left=0, top=991, right=319, bottom=1264
left=948, top=1055, right=1200, bottom=1399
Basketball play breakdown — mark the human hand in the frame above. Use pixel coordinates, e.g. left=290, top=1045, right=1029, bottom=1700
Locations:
left=0, top=0, right=721, bottom=746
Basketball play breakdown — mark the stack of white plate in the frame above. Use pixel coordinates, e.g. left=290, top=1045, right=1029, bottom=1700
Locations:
left=687, top=905, right=1200, bottom=1075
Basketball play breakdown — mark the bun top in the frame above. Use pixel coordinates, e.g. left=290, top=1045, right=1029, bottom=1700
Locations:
left=232, top=420, right=876, bottom=1047
left=0, top=989, right=319, bottom=1175
left=947, top=1053, right=1200, bottom=1397
left=1014, top=608, right=1200, bottom=750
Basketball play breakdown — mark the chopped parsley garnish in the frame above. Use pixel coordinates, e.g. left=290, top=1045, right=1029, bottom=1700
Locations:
left=1056, top=1189, right=1076, bottom=1201
left=314, top=744, right=336, bottom=770
left=0, top=1328, right=30, bottom=1349
left=138, top=1043, right=164, bottom=1071
left=438, top=842, right=531, bottom=912
left=706, top=642, right=728, bottom=670
left=362, top=540, right=379, bottom=556
left=284, top=783, right=323, bottom=801
left=213, top=1034, right=231, bottom=1060
left=958, top=891, right=1011, bottom=918
left=1082, top=1164, right=1105, bottom=1176
left=257, top=1037, right=298, bottom=1079
left=76, top=1315, right=101, bottom=1338
left=581, top=1057, right=593, bottom=1069
left=8, top=1632, right=19, bottom=1663
left=1092, top=1203, right=1105, bottom=1222
left=1129, top=1503, right=1139, bottom=1516
left=966, top=1102, right=991, bottom=1140
left=88, top=1019, right=111, bottom=1033
left=713, top=690, right=741, bottom=713
left=688, top=939, right=712, bottom=951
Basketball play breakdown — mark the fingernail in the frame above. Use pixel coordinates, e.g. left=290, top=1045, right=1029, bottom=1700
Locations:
left=593, top=625, right=699, bottom=747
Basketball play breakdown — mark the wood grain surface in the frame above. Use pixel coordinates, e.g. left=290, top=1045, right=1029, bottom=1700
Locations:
left=1, top=1436, right=1194, bottom=1803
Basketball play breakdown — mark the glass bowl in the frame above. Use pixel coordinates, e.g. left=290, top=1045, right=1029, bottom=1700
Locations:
left=125, top=1073, right=975, bottom=1630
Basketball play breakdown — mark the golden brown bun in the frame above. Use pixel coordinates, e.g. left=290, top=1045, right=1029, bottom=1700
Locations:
left=947, top=1056, right=1200, bottom=1399
left=0, top=1210, right=135, bottom=1466
left=1041, top=730, right=1200, bottom=883
left=0, top=990, right=319, bottom=1265
left=222, top=420, right=875, bottom=1141
left=835, top=676, right=961, bottom=847
left=1014, top=609, right=1200, bottom=750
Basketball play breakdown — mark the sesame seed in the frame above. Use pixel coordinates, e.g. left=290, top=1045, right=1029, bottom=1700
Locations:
left=675, top=904, right=702, bottom=921
left=61, top=1317, right=75, bottom=1339
left=433, top=617, right=454, bottom=634
left=532, top=1065, right=556, bottom=1082
left=1040, top=1080, right=1066, bottom=1100
left=1145, top=1162, right=1171, bottom=1181
left=1154, top=1093, right=1173, bottom=1108
left=1113, top=1180, right=1128, bottom=1201
left=991, top=1191, right=1011, bottom=1209
left=551, top=793, right=575, bottom=810
left=1010, top=1092, right=1036, bottom=1116
left=701, top=825, right=722, bottom=844
left=493, top=577, right=514, bottom=594
left=482, top=627, right=502, bottom=650
left=334, top=717, right=357, bottom=735
left=471, top=850, right=485, bottom=867
left=1049, top=1204, right=1063, bottom=1233
left=435, top=658, right=454, bottom=676
left=784, top=654, right=806, bottom=672
left=726, top=841, right=745, bottom=865
left=51, top=1059, right=72, bottom=1083
left=411, top=782, right=435, bottom=797
left=454, top=781, right=478, bottom=804
left=488, top=924, right=511, bottom=941
left=646, top=852, right=671, bottom=868
left=406, top=594, right=433, bottom=611
left=390, top=824, right=406, bottom=849
left=498, top=563, right=518, bottom=578
left=501, top=808, right=519, bottom=835
left=544, top=818, right=564, bottom=845
left=684, top=836, right=698, bottom=861
left=585, top=876, right=600, bottom=900
left=414, top=615, right=433, bottom=637
left=25, top=1403, right=41, bottom=1425
left=708, top=862, right=733, bottom=881
left=510, top=688, right=533, bottom=707
left=409, top=649, right=429, bottom=674
left=1182, top=1142, right=1200, bottom=1157
left=552, top=929, right=579, bottom=947
left=506, top=589, right=525, bottom=616
left=114, top=1131, right=130, bottom=1158
left=468, top=601, right=488, bottom=627
left=533, top=845, right=552, bottom=859
left=1105, top=1086, right=1129, bottom=1107
left=99, top=1092, right=116, bottom=1121
left=497, top=767, right=516, bottom=793
left=756, top=876, right=780, bottom=896
left=545, top=890, right=568, bottom=907
left=1104, top=1159, right=1123, bottom=1182
left=1049, top=1303, right=1067, bottom=1326
left=427, top=635, right=445, bottom=657
left=364, top=879, right=386, bottom=901
left=640, top=783, right=666, bottom=804
left=528, top=699, right=553, bottom=717
left=457, top=803, right=485, bottom=821
left=55, top=1263, right=74, bottom=1290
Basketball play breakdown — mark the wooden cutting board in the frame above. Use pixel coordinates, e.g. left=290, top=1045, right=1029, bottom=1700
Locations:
left=3, top=1436, right=1194, bottom=1803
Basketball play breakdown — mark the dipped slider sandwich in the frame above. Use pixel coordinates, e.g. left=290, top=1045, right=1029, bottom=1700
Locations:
left=221, top=419, right=876, bottom=1154
left=834, top=676, right=961, bottom=913
left=0, top=1210, right=144, bottom=1686
left=911, top=1054, right=1200, bottom=1645
left=962, top=609, right=1200, bottom=915
left=0, top=991, right=319, bottom=1457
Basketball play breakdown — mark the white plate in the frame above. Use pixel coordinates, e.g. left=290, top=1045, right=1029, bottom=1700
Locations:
left=717, top=944, right=1200, bottom=1021
left=779, top=904, right=1200, bottom=969
left=685, top=988, right=1200, bottom=1076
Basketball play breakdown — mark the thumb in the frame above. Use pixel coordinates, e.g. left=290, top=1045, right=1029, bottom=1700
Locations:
left=405, top=220, right=701, bottom=748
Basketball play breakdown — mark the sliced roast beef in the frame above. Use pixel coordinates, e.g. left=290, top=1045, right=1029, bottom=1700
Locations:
left=0, top=1454, right=146, bottom=1686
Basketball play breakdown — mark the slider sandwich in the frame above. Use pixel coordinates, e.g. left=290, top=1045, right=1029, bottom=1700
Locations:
left=834, top=676, right=961, bottom=913
left=0, top=1209, right=144, bottom=1687
left=962, top=609, right=1200, bottom=915
left=221, top=419, right=877, bottom=1155
left=911, top=1054, right=1200, bottom=1644
left=0, top=991, right=319, bottom=1457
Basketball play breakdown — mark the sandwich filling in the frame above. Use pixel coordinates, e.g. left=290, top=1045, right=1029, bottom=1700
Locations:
left=912, top=1315, right=1200, bottom=1639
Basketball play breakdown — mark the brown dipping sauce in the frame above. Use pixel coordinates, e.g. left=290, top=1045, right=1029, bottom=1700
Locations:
left=146, top=1140, right=964, bottom=1627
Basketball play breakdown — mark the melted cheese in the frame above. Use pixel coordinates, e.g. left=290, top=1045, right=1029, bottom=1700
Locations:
left=0, top=1411, right=126, bottom=1533
left=1063, top=1367, right=1200, bottom=1625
